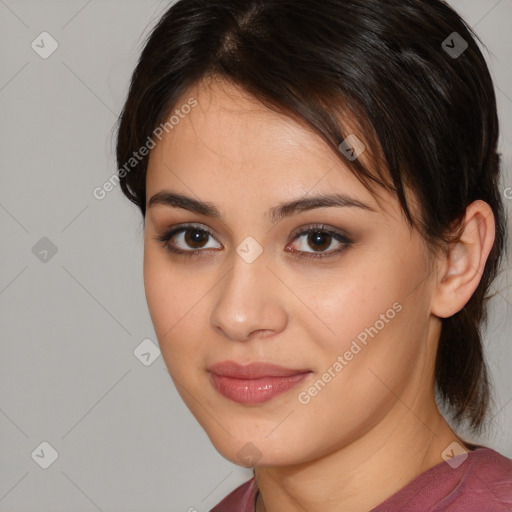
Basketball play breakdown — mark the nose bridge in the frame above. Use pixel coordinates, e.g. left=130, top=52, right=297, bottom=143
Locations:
left=209, top=245, right=287, bottom=341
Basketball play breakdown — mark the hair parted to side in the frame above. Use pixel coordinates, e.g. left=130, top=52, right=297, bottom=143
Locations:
left=115, top=0, right=508, bottom=433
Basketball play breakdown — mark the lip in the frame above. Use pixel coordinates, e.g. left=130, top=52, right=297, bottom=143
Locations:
left=208, top=361, right=311, bottom=378
left=208, top=361, right=312, bottom=404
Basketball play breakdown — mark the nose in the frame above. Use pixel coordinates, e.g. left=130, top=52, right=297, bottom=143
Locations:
left=209, top=252, right=288, bottom=342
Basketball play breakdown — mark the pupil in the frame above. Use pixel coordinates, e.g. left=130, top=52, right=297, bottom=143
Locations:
left=308, top=231, right=330, bottom=251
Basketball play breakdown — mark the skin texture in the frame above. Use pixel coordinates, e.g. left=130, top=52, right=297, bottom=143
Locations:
left=143, top=78, right=496, bottom=512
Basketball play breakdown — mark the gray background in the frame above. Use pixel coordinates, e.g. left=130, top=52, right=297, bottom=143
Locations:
left=0, top=0, right=511, bottom=510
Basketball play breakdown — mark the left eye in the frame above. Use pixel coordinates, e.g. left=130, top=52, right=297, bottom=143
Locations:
left=287, top=226, right=352, bottom=257
left=293, top=228, right=349, bottom=253
left=155, top=224, right=352, bottom=259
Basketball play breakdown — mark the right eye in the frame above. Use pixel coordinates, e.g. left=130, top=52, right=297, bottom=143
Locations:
left=154, top=224, right=222, bottom=256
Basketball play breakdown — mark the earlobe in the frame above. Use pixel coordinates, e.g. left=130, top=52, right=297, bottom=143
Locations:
left=431, top=200, right=496, bottom=319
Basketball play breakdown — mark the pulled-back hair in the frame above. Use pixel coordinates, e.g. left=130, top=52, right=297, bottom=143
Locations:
left=115, top=0, right=508, bottom=433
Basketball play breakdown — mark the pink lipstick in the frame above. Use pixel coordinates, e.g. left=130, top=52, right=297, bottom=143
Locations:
left=208, top=361, right=312, bottom=404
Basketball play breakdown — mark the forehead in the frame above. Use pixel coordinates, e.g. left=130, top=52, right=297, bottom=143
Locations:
left=146, top=79, right=400, bottom=221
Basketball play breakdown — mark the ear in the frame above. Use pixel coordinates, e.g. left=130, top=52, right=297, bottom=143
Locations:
left=431, top=200, right=496, bottom=319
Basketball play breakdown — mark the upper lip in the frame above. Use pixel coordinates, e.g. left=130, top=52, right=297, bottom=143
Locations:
left=208, top=361, right=311, bottom=379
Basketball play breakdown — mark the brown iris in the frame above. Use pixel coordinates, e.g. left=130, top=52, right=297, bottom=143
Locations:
left=184, top=229, right=209, bottom=249
left=307, top=231, right=331, bottom=251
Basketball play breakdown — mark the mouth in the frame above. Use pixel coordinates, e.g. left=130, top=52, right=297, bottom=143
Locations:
left=207, top=361, right=313, bottom=405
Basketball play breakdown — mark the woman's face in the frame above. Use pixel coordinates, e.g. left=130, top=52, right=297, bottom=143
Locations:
left=143, top=80, right=441, bottom=467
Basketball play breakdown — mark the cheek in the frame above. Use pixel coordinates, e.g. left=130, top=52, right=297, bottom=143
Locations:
left=143, top=247, right=199, bottom=350
left=298, top=265, right=398, bottom=353
left=298, top=254, right=428, bottom=393
left=143, top=249, right=177, bottom=335
left=292, top=302, right=426, bottom=452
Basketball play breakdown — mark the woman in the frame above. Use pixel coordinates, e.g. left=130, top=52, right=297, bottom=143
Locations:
left=115, top=0, right=512, bottom=510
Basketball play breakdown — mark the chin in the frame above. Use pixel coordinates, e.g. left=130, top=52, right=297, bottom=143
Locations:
left=204, top=427, right=313, bottom=468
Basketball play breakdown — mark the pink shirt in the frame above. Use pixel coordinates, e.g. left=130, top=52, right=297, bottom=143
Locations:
left=210, top=447, right=512, bottom=511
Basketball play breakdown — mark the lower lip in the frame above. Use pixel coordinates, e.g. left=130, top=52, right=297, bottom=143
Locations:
left=209, top=372, right=311, bottom=404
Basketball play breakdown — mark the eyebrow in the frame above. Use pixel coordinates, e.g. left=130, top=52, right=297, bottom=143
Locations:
left=147, top=190, right=377, bottom=222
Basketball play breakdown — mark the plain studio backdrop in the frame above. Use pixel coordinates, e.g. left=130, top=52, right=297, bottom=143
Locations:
left=0, top=0, right=511, bottom=510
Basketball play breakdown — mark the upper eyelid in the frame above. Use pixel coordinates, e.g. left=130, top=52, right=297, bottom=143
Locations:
left=167, top=222, right=347, bottom=236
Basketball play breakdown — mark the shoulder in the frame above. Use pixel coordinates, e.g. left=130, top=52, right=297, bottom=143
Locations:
left=451, top=447, right=512, bottom=509
left=209, top=477, right=258, bottom=512
left=372, top=446, right=512, bottom=512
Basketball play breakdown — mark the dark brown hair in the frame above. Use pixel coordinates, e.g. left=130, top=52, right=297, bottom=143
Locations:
left=115, top=0, right=508, bottom=433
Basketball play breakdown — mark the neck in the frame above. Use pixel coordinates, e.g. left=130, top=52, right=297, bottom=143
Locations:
left=254, top=396, right=468, bottom=512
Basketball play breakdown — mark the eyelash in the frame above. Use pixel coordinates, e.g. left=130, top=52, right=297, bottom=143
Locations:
left=154, top=223, right=353, bottom=260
